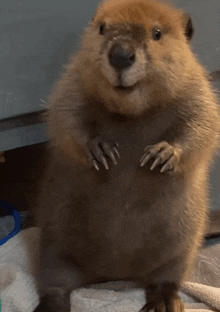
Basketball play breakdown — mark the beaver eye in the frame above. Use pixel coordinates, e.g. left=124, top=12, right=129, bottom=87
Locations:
left=152, top=29, right=162, bottom=40
left=99, top=23, right=106, bottom=35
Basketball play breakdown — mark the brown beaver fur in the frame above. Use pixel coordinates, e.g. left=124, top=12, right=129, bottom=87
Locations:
left=34, top=0, right=220, bottom=311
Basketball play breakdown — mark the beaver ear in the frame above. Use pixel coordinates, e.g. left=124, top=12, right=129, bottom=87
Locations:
left=183, top=13, right=194, bottom=41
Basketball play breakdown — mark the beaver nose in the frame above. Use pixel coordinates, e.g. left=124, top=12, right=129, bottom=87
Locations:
left=108, top=43, right=135, bottom=70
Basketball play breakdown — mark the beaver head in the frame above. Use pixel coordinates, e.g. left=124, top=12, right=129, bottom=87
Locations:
left=76, top=0, right=197, bottom=115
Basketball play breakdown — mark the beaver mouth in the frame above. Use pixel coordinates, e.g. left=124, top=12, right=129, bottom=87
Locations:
left=113, top=85, right=136, bottom=92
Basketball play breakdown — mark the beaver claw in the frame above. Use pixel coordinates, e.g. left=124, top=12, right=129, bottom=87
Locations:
left=88, top=136, right=120, bottom=170
left=140, top=141, right=180, bottom=172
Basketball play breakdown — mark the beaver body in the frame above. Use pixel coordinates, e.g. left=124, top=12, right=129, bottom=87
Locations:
left=34, top=0, right=220, bottom=311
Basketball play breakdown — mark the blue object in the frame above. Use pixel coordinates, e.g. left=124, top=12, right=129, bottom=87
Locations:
left=0, top=200, right=22, bottom=246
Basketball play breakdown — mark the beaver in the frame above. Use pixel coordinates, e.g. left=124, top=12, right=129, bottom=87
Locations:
left=34, top=0, right=220, bottom=311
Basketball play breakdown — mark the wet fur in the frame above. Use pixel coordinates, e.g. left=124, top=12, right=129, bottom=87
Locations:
left=34, top=0, right=220, bottom=311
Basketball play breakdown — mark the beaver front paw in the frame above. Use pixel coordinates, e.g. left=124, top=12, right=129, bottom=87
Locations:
left=140, top=141, right=180, bottom=172
left=87, top=136, right=120, bottom=170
